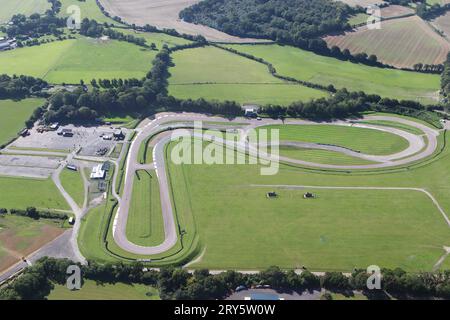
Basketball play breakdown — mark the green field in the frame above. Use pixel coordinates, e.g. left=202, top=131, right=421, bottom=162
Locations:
left=113, top=28, right=192, bottom=49
left=0, top=98, right=43, bottom=146
left=60, top=168, right=85, bottom=208
left=164, top=132, right=450, bottom=271
left=0, top=37, right=156, bottom=84
left=168, top=46, right=328, bottom=104
left=225, top=44, right=441, bottom=103
left=58, top=0, right=120, bottom=25
left=259, top=124, right=409, bottom=155
left=47, top=279, right=159, bottom=300
left=278, top=147, right=376, bottom=165
left=0, top=0, right=50, bottom=24
left=0, top=176, right=69, bottom=210
left=355, top=120, right=425, bottom=135
left=126, top=170, right=164, bottom=247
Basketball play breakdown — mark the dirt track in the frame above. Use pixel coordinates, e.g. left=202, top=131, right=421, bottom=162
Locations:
left=98, top=0, right=268, bottom=42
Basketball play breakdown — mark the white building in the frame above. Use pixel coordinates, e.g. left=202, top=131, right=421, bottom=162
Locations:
left=90, top=164, right=106, bottom=179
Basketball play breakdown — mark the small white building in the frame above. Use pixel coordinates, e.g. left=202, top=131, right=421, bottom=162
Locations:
left=90, top=164, right=106, bottom=179
left=243, top=104, right=259, bottom=117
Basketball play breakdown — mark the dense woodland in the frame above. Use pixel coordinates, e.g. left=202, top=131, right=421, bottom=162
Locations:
left=180, top=0, right=356, bottom=53
left=2, top=257, right=450, bottom=300
left=0, top=75, right=48, bottom=99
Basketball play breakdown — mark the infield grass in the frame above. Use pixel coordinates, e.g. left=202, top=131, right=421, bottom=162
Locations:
left=60, top=168, right=85, bottom=208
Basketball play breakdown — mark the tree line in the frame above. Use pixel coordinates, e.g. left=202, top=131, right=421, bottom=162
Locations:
left=0, top=74, right=48, bottom=100
left=2, top=257, right=450, bottom=300
left=442, top=52, right=450, bottom=103
left=3, top=13, right=66, bottom=39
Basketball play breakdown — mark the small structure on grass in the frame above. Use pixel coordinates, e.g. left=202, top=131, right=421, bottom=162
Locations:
left=303, top=192, right=315, bottom=199
left=266, top=191, right=278, bottom=198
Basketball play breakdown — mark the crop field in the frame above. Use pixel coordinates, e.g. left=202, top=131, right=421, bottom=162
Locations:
left=47, top=279, right=159, bottom=300
left=126, top=170, right=164, bottom=247
left=58, top=0, right=121, bottom=25
left=0, top=214, right=65, bottom=273
left=226, top=43, right=440, bottom=103
left=165, top=131, right=450, bottom=271
left=324, top=16, right=450, bottom=69
left=60, top=168, right=85, bottom=208
left=0, top=99, right=44, bottom=147
left=0, top=0, right=50, bottom=24
left=259, top=124, right=409, bottom=155
left=378, top=5, right=415, bottom=19
left=98, top=0, right=264, bottom=42
left=0, top=176, right=69, bottom=210
left=0, top=37, right=156, bottom=84
left=168, top=46, right=328, bottom=104
left=432, top=11, right=450, bottom=40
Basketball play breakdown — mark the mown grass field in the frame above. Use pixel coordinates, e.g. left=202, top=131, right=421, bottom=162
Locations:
left=165, top=131, right=450, bottom=271
left=60, top=168, right=85, bottom=208
left=0, top=37, right=156, bottom=84
left=47, top=279, right=159, bottom=300
left=168, top=46, right=328, bottom=104
left=226, top=43, right=441, bottom=104
left=324, top=16, right=450, bottom=70
left=258, top=124, right=409, bottom=155
left=0, top=214, right=65, bottom=272
left=126, top=170, right=164, bottom=247
left=0, top=98, right=44, bottom=147
left=355, top=120, right=424, bottom=135
left=278, top=147, right=376, bottom=166
left=0, top=0, right=50, bottom=24
left=0, top=176, right=69, bottom=210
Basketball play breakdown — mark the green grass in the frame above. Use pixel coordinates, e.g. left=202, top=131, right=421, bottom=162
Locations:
left=112, top=28, right=192, bottom=49
left=0, top=0, right=50, bottom=24
left=58, top=0, right=121, bottom=25
left=47, top=279, right=159, bottom=300
left=164, top=133, right=450, bottom=271
left=0, top=98, right=44, bottom=146
left=225, top=44, right=441, bottom=104
left=169, top=46, right=328, bottom=104
left=0, top=37, right=156, bottom=84
left=278, top=146, right=376, bottom=165
left=0, top=176, right=69, bottom=210
left=126, top=170, right=164, bottom=247
left=258, top=124, right=409, bottom=155
left=60, top=168, right=85, bottom=208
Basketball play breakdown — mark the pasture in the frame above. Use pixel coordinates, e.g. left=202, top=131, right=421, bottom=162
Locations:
left=47, top=279, right=159, bottom=300
left=258, top=124, right=409, bottom=155
left=0, top=214, right=65, bottom=273
left=0, top=176, right=69, bottom=210
left=0, top=37, right=156, bottom=84
left=169, top=46, right=328, bottom=104
left=126, top=170, right=164, bottom=247
left=226, top=43, right=441, bottom=103
left=0, top=98, right=44, bottom=147
left=324, top=16, right=450, bottom=69
left=58, top=0, right=120, bottom=25
left=0, top=0, right=50, bottom=24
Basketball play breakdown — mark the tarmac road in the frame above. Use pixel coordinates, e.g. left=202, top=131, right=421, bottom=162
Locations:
left=111, top=113, right=440, bottom=255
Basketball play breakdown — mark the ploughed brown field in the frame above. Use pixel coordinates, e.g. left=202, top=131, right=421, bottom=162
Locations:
left=98, top=0, right=268, bottom=43
left=323, top=16, right=450, bottom=68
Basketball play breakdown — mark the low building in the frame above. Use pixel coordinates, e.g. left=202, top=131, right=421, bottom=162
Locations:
left=243, top=104, right=259, bottom=117
left=90, top=164, right=106, bottom=179
left=0, top=38, right=16, bottom=51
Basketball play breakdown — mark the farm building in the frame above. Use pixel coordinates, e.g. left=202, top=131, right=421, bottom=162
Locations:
left=90, top=164, right=106, bottom=179
left=243, top=104, right=259, bottom=117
